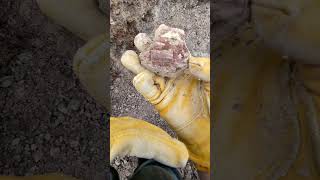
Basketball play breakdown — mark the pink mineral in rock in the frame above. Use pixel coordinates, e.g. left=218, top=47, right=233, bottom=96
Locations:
left=139, top=24, right=190, bottom=77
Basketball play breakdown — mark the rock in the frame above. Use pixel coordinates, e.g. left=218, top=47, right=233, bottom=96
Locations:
left=11, top=138, right=20, bottom=146
left=0, top=76, right=13, bottom=88
left=33, top=151, right=43, bottom=162
left=54, top=114, right=65, bottom=127
left=24, top=145, right=30, bottom=152
left=57, top=102, right=68, bottom=114
left=13, top=155, right=21, bottom=162
left=44, top=133, right=51, bottom=141
left=30, top=144, right=37, bottom=151
left=114, top=159, right=120, bottom=166
left=139, top=24, right=190, bottom=78
left=122, top=159, right=128, bottom=165
left=49, top=147, right=60, bottom=157
left=70, top=140, right=79, bottom=148
left=17, top=52, right=33, bottom=62
left=186, top=164, right=192, bottom=171
left=68, top=99, right=80, bottom=111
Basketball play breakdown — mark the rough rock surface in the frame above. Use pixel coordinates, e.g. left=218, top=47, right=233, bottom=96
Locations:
left=139, top=24, right=190, bottom=78
left=0, top=1, right=107, bottom=179
left=111, top=0, right=209, bottom=179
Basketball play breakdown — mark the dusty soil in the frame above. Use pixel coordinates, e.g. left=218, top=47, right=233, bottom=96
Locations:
left=212, top=0, right=249, bottom=43
left=110, top=0, right=209, bottom=179
left=0, top=1, right=107, bottom=179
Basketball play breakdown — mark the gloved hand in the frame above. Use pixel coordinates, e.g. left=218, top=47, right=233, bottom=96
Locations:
left=37, top=0, right=109, bottom=109
left=251, top=0, right=320, bottom=64
left=73, top=34, right=109, bottom=109
left=110, top=116, right=189, bottom=168
left=121, top=47, right=210, bottom=171
left=36, top=0, right=106, bottom=41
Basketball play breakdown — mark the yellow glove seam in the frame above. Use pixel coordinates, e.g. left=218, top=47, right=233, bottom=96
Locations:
left=189, top=150, right=210, bottom=170
left=150, top=80, right=175, bottom=105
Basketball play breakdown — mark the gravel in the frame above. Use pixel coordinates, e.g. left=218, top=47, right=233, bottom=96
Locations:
left=0, top=1, right=107, bottom=179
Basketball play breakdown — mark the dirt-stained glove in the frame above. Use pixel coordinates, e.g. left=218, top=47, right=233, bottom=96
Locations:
left=121, top=49, right=210, bottom=171
left=36, top=0, right=106, bottom=41
left=110, top=116, right=189, bottom=168
left=73, top=34, right=108, bottom=109
left=251, top=0, right=320, bottom=64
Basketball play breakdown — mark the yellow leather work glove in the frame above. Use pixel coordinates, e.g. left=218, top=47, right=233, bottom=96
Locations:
left=0, top=174, right=77, bottom=180
left=121, top=49, right=210, bottom=171
left=110, top=116, right=189, bottom=168
left=36, top=0, right=106, bottom=41
left=73, top=34, right=108, bottom=109
left=37, top=0, right=108, bottom=109
left=251, top=0, right=320, bottom=64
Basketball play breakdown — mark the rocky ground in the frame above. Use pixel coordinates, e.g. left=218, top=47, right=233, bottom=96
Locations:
left=0, top=1, right=107, bottom=179
left=110, top=0, right=210, bottom=179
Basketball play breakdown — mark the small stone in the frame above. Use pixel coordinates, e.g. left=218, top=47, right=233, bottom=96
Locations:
left=0, top=76, right=13, bottom=88
left=70, top=140, right=79, bottom=148
left=134, top=33, right=152, bottom=52
left=122, top=159, right=128, bottom=165
left=57, top=103, right=68, bottom=114
left=30, top=144, right=37, bottom=151
left=31, top=38, right=44, bottom=47
left=124, top=170, right=131, bottom=177
left=13, top=155, right=21, bottom=162
left=33, top=151, right=43, bottom=162
left=114, top=159, right=120, bottom=166
left=11, top=138, right=20, bottom=146
left=68, top=99, right=80, bottom=111
left=49, top=148, right=60, bottom=157
left=24, top=145, right=30, bottom=152
left=44, top=133, right=51, bottom=141
left=54, top=114, right=65, bottom=127
left=17, top=52, right=33, bottom=62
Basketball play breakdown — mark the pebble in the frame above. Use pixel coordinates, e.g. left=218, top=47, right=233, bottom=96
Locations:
left=44, top=133, right=51, bottom=141
left=33, top=151, right=43, bottom=162
left=68, top=99, right=81, bottom=111
left=70, top=140, right=79, bottom=148
left=0, top=76, right=13, bottom=88
left=114, top=159, right=120, bottom=166
left=50, top=148, right=60, bottom=157
left=17, top=52, right=33, bottom=62
left=13, top=155, right=21, bottom=162
left=58, top=103, right=68, bottom=114
left=122, top=159, right=128, bottom=165
left=11, top=138, right=20, bottom=146
left=24, top=145, right=30, bottom=152
left=30, top=144, right=37, bottom=151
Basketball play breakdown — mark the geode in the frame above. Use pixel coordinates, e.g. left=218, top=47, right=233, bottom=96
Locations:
left=136, top=24, right=190, bottom=78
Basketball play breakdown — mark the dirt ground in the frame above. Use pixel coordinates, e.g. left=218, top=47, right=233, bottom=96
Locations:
left=0, top=1, right=107, bottom=179
left=110, top=0, right=209, bottom=179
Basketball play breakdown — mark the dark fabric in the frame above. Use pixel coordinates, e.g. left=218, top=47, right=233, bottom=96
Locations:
left=130, top=159, right=182, bottom=180
left=110, top=166, right=120, bottom=180
left=110, top=159, right=182, bottom=180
